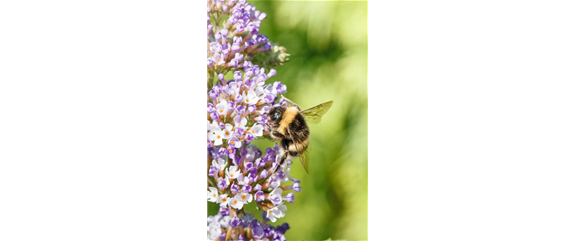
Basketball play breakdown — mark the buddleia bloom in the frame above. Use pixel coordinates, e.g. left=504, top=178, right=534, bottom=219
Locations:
left=207, top=142, right=302, bottom=211
left=207, top=0, right=289, bottom=87
left=207, top=0, right=298, bottom=240
left=208, top=213, right=290, bottom=241
left=207, top=0, right=271, bottom=72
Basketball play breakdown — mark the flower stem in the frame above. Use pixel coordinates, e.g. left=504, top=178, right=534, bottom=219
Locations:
left=214, top=71, right=221, bottom=87
left=208, top=177, right=217, bottom=187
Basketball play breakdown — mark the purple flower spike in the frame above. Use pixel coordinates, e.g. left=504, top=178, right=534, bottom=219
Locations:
left=208, top=1, right=295, bottom=238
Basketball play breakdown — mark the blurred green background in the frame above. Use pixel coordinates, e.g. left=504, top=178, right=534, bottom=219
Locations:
left=209, top=1, right=368, bottom=240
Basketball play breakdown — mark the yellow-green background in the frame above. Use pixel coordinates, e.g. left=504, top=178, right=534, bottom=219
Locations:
left=367, top=2, right=574, bottom=241
left=209, top=1, right=368, bottom=240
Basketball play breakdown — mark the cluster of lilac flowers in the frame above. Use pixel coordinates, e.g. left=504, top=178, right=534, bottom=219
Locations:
left=207, top=1, right=297, bottom=240
left=207, top=0, right=271, bottom=73
left=207, top=63, right=285, bottom=149
left=208, top=140, right=302, bottom=217
left=208, top=213, right=289, bottom=241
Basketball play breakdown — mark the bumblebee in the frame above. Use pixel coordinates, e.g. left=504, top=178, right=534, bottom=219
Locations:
left=267, top=96, right=333, bottom=173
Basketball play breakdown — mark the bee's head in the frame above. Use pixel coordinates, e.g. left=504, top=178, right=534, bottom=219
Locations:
left=268, top=106, right=285, bottom=127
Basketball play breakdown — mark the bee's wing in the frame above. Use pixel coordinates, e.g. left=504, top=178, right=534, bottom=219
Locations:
left=301, top=101, right=333, bottom=124
left=281, top=95, right=300, bottom=110
left=298, top=147, right=310, bottom=174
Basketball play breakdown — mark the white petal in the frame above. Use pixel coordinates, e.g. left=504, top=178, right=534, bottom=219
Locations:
left=214, top=138, right=223, bottom=146
left=252, top=124, right=263, bottom=137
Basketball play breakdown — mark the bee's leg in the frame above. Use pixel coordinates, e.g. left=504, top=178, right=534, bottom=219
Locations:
left=271, top=131, right=284, bottom=139
left=273, top=152, right=289, bottom=173
left=281, top=138, right=291, bottom=150
left=272, top=138, right=291, bottom=173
